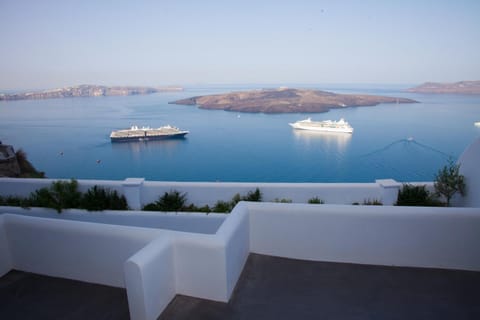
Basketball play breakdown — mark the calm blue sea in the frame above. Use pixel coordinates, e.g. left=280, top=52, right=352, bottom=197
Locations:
left=1, top=84, right=479, bottom=182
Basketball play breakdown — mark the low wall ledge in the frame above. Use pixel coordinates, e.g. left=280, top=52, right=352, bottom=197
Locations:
left=376, top=179, right=401, bottom=188
left=123, top=178, right=145, bottom=187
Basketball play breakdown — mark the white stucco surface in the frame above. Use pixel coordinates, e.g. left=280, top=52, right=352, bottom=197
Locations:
left=0, top=215, right=12, bottom=276
left=247, top=203, right=480, bottom=271
left=1, top=206, right=225, bottom=234
left=1, top=197, right=479, bottom=320
left=457, top=137, right=480, bottom=207
left=125, top=235, right=175, bottom=320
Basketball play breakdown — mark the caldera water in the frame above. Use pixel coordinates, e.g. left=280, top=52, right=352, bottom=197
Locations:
left=1, top=84, right=479, bottom=182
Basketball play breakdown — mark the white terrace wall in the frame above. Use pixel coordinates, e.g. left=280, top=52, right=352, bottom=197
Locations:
left=2, top=214, right=161, bottom=287
left=2, top=200, right=480, bottom=320
left=0, top=177, right=438, bottom=210
left=456, top=137, right=480, bottom=207
left=0, top=208, right=251, bottom=320
left=0, top=215, right=12, bottom=276
left=2, top=206, right=225, bottom=234
left=247, top=202, right=480, bottom=271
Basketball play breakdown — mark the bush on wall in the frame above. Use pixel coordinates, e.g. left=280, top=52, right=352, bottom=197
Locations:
left=0, top=179, right=128, bottom=213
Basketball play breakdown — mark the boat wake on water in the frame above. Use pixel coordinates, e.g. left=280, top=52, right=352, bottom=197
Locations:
left=360, top=138, right=452, bottom=159
left=356, top=137, right=455, bottom=181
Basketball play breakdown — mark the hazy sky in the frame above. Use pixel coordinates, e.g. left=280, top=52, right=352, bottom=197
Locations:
left=1, top=0, right=479, bottom=90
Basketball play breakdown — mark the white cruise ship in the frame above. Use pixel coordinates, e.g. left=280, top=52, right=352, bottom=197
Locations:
left=289, top=118, right=353, bottom=133
left=110, top=125, right=189, bottom=142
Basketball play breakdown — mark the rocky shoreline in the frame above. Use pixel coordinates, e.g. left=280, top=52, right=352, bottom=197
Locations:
left=170, top=88, right=418, bottom=113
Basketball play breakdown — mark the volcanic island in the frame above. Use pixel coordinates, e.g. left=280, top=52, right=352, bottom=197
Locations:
left=170, top=88, right=418, bottom=113
left=407, top=80, right=480, bottom=94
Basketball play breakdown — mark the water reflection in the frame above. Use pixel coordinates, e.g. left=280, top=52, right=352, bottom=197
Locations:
left=110, top=138, right=187, bottom=155
left=292, top=130, right=352, bottom=152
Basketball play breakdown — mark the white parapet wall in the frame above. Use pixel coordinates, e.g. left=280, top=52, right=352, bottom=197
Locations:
left=0, top=215, right=13, bottom=276
left=0, top=177, right=437, bottom=209
left=2, top=214, right=161, bottom=287
left=1, top=198, right=480, bottom=320
left=457, top=137, right=480, bottom=207
left=0, top=207, right=251, bottom=320
left=2, top=206, right=225, bottom=234
left=125, top=235, right=175, bottom=320
left=247, top=202, right=480, bottom=271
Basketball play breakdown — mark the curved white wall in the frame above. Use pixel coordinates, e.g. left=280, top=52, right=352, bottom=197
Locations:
left=457, top=137, right=480, bottom=207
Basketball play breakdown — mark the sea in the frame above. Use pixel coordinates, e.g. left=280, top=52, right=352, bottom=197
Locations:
left=1, top=84, right=479, bottom=183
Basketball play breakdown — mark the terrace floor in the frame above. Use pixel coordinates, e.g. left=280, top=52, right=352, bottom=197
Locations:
left=0, top=270, right=130, bottom=319
left=1, top=254, right=479, bottom=320
left=160, top=254, right=480, bottom=320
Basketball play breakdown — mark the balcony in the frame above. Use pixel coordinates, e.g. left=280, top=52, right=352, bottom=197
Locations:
left=0, top=138, right=479, bottom=320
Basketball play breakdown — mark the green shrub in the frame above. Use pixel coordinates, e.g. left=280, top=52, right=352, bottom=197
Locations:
left=308, top=197, right=324, bottom=204
left=181, top=203, right=211, bottom=213
left=29, top=179, right=81, bottom=212
left=0, top=195, right=30, bottom=208
left=363, top=198, right=383, bottom=206
left=274, top=198, right=292, bottom=203
left=397, top=184, right=429, bottom=206
left=212, top=200, right=232, bottom=213
left=142, top=203, right=160, bottom=211
left=143, top=190, right=187, bottom=212
left=244, top=188, right=262, bottom=202
left=209, top=188, right=264, bottom=213
left=230, top=193, right=243, bottom=207
left=80, top=186, right=128, bottom=211
left=434, top=160, right=466, bottom=206
left=2, top=181, right=128, bottom=212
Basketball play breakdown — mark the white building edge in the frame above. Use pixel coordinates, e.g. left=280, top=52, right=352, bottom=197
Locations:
left=1, top=138, right=479, bottom=320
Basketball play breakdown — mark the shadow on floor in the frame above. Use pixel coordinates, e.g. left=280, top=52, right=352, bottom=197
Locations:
left=0, top=270, right=130, bottom=320
left=160, top=253, right=480, bottom=320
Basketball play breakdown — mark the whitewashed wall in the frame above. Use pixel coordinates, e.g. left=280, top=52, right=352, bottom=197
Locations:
left=1, top=199, right=480, bottom=320
left=2, top=206, right=225, bottom=234
left=0, top=215, right=12, bottom=276
left=125, top=235, right=175, bottom=320
left=3, top=214, right=161, bottom=287
left=247, top=202, right=480, bottom=271
left=0, top=177, right=416, bottom=209
left=457, top=137, right=480, bottom=207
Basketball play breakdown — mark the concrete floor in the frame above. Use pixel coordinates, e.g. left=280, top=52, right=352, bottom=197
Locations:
left=0, top=270, right=130, bottom=320
left=1, top=254, right=479, bottom=320
left=160, top=253, right=480, bottom=320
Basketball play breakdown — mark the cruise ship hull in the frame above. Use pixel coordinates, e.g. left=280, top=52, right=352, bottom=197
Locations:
left=289, top=123, right=353, bottom=133
left=110, top=125, right=189, bottom=142
left=289, top=118, right=353, bottom=134
left=110, top=132, right=188, bottom=142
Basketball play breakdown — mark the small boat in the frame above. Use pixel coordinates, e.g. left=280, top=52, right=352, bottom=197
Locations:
left=110, top=125, right=189, bottom=142
left=289, top=118, right=353, bottom=133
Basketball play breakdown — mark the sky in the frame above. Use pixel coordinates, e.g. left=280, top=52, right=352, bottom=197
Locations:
left=0, top=0, right=479, bottom=90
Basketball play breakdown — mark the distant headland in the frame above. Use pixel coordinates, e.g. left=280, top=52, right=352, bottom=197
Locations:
left=0, top=84, right=183, bottom=101
left=407, top=81, right=480, bottom=94
left=169, top=88, right=417, bottom=113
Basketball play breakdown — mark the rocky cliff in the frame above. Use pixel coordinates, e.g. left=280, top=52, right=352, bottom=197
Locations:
left=0, top=84, right=183, bottom=101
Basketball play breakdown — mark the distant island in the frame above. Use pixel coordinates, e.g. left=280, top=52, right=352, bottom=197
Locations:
left=407, top=81, right=480, bottom=94
left=0, top=84, right=183, bottom=101
left=170, top=88, right=417, bottom=113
